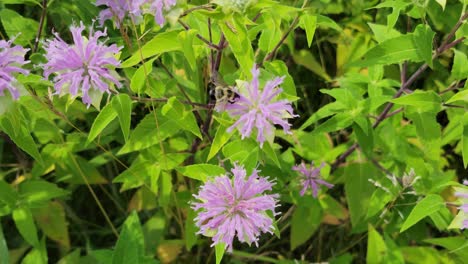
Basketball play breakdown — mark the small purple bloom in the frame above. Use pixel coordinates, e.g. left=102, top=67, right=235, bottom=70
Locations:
left=0, top=40, right=29, bottom=100
left=455, top=180, right=468, bottom=229
left=96, top=0, right=176, bottom=28
left=43, top=22, right=121, bottom=107
left=191, top=164, right=279, bottom=252
left=225, top=65, right=297, bottom=147
left=293, top=161, right=334, bottom=197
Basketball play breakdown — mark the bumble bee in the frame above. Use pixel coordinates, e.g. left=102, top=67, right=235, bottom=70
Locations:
left=208, top=81, right=240, bottom=110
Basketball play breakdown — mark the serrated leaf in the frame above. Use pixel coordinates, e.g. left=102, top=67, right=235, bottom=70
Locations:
left=33, top=201, right=70, bottom=250
left=118, top=111, right=177, bottom=155
left=161, top=97, right=202, bottom=139
left=300, top=13, right=317, bottom=47
left=0, top=9, right=38, bottom=46
left=130, top=58, right=156, bottom=93
left=351, top=34, right=422, bottom=67
left=220, top=16, right=254, bottom=77
left=412, top=25, right=435, bottom=67
left=391, top=90, right=442, bottom=113
left=400, top=194, right=445, bottom=232
left=313, top=112, right=354, bottom=134
left=121, top=30, right=182, bottom=68
left=112, top=212, right=145, bottom=264
left=112, top=94, right=133, bottom=142
left=176, top=164, right=225, bottom=182
left=207, top=124, right=234, bottom=161
left=451, top=49, right=468, bottom=79
left=13, top=206, right=39, bottom=247
left=87, top=103, right=117, bottom=144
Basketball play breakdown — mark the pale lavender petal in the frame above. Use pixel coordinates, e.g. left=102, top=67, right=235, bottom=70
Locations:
left=191, top=164, right=279, bottom=252
left=293, top=161, right=333, bottom=198
left=0, top=39, right=29, bottom=100
left=225, top=64, right=297, bottom=146
left=43, top=22, right=122, bottom=107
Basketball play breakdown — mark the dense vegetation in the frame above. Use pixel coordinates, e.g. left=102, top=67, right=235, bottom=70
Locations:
left=0, top=0, right=467, bottom=263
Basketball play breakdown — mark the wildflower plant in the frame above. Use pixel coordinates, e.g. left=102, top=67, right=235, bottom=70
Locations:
left=191, top=164, right=279, bottom=252
left=0, top=39, right=29, bottom=100
left=43, top=22, right=122, bottom=107
left=225, top=65, right=297, bottom=147
left=0, top=1, right=467, bottom=263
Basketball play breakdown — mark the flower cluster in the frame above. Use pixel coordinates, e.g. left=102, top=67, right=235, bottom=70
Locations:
left=43, top=23, right=122, bottom=107
left=97, top=0, right=177, bottom=28
left=293, top=161, right=334, bottom=197
left=191, top=164, right=279, bottom=252
left=225, top=66, right=297, bottom=147
left=455, top=180, right=468, bottom=229
left=0, top=40, right=29, bottom=100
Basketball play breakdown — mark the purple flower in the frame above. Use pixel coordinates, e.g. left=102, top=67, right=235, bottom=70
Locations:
left=225, top=65, right=297, bottom=147
left=292, top=161, right=334, bottom=197
left=43, top=22, right=121, bottom=107
left=0, top=40, right=29, bottom=100
left=191, top=164, right=279, bottom=252
left=455, top=180, right=468, bottom=229
left=96, top=0, right=176, bottom=28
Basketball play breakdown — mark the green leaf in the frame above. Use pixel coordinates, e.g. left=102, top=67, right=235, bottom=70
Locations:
left=118, top=111, right=177, bottom=155
left=113, top=158, right=160, bottom=192
left=19, top=180, right=69, bottom=207
left=446, top=88, right=468, bottom=104
left=130, top=58, right=156, bottom=93
left=215, top=243, right=225, bottom=264
left=313, top=112, right=354, bottom=134
left=262, top=141, right=281, bottom=168
left=220, top=16, right=254, bottom=77
left=368, top=23, right=401, bottom=43
left=176, top=164, right=225, bottom=182
left=0, top=9, right=39, bottom=46
left=351, top=34, right=423, bottom=67
left=435, top=0, right=446, bottom=9
left=0, top=180, right=18, bottom=208
left=412, top=24, right=435, bottom=67
left=353, top=119, right=374, bottom=158
left=13, top=206, right=39, bottom=247
left=372, top=0, right=410, bottom=31
left=112, top=212, right=145, bottom=264
left=300, top=13, right=317, bottom=48
left=290, top=197, right=322, bottom=250
left=258, top=12, right=282, bottom=52
left=367, top=225, right=387, bottom=264
left=33, top=201, right=70, bottom=250
left=391, top=90, right=442, bottom=113
left=161, top=97, right=202, bottom=139
left=87, top=103, right=117, bottom=144
left=0, top=116, right=42, bottom=163
left=400, top=194, right=445, bottom=232
left=0, top=224, right=8, bottom=264
left=344, top=163, right=381, bottom=231
left=112, top=94, right=133, bottom=142
left=451, top=49, right=468, bottom=79
left=207, top=124, right=234, bottom=161
left=462, top=112, right=468, bottom=168
left=178, top=30, right=198, bottom=71
left=121, top=30, right=182, bottom=68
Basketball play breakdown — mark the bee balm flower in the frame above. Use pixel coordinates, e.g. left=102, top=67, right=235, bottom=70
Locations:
left=225, top=65, right=297, bottom=147
left=43, top=22, right=121, bottom=107
left=455, top=180, right=468, bottom=229
left=96, top=0, right=176, bottom=28
left=0, top=40, right=29, bottom=100
left=293, top=161, right=334, bottom=197
left=191, top=164, right=279, bottom=252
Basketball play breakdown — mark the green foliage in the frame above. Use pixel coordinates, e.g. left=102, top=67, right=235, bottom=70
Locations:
left=0, top=0, right=467, bottom=263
